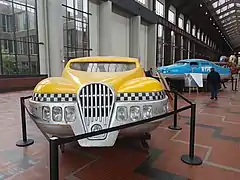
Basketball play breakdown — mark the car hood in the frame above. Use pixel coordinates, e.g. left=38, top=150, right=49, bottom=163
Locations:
left=58, top=67, right=146, bottom=91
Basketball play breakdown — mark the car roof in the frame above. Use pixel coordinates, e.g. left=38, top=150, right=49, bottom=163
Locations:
left=69, top=56, right=140, bottom=63
left=178, top=59, right=212, bottom=63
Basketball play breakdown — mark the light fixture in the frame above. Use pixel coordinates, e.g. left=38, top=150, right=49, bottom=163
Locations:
left=210, top=18, right=212, bottom=20
left=205, top=12, right=208, bottom=15
left=200, top=4, right=203, bottom=7
left=213, top=23, right=215, bottom=25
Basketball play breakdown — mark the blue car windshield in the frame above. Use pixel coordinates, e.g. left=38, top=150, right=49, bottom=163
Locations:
left=175, top=61, right=189, bottom=65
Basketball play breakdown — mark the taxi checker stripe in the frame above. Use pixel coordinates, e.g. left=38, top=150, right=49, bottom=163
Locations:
left=32, top=93, right=76, bottom=102
left=32, top=91, right=166, bottom=102
left=116, top=91, right=166, bottom=101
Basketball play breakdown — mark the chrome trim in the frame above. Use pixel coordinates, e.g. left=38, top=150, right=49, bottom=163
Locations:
left=76, top=83, right=116, bottom=140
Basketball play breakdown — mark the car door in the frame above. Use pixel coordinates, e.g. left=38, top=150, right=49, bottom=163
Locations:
left=190, top=62, right=201, bottom=73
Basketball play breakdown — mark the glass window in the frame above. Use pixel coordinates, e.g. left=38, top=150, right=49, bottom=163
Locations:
left=192, top=25, right=196, bottom=36
left=201, top=62, right=210, bottom=66
left=176, top=61, right=189, bottom=65
left=187, top=40, right=191, bottom=58
left=157, top=24, right=164, bottom=66
left=180, top=36, right=184, bottom=59
left=156, top=1, right=164, bottom=17
left=186, top=23, right=189, bottom=33
left=0, top=0, right=40, bottom=75
left=197, top=29, right=201, bottom=39
left=70, top=62, right=136, bottom=72
left=63, top=0, right=91, bottom=62
left=190, top=62, right=199, bottom=66
left=178, top=17, right=184, bottom=29
left=168, top=10, right=175, bottom=24
left=171, top=31, right=175, bottom=63
left=136, top=0, right=146, bottom=5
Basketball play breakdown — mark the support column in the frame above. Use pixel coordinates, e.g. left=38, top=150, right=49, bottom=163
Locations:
left=175, top=33, right=181, bottom=60
left=129, top=16, right=141, bottom=59
left=99, top=1, right=112, bottom=55
left=183, top=37, right=188, bottom=59
left=164, top=28, right=171, bottom=65
left=37, top=0, right=48, bottom=75
left=164, top=2, right=171, bottom=65
left=147, top=24, right=157, bottom=70
left=46, top=0, right=64, bottom=77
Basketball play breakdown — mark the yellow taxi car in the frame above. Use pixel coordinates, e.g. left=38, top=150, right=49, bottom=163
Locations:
left=29, top=56, right=169, bottom=147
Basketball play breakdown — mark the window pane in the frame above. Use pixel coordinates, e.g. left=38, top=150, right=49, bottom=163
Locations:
left=156, top=1, right=164, bottom=17
left=63, top=0, right=90, bottom=61
left=0, top=0, right=40, bottom=75
left=178, top=17, right=183, bottom=29
left=168, top=10, right=175, bottom=23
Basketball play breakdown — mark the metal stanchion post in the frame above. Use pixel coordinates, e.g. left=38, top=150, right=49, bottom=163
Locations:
left=16, top=97, right=34, bottom=147
left=50, top=137, right=59, bottom=180
left=235, top=77, right=237, bottom=91
left=181, top=103, right=202, bottom=165
left=169, top=91, right=182, bottom=130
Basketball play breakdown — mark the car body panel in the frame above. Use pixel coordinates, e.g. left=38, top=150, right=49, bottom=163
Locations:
left=158, top=59, right=231, bottom=80
left=34, top=57, right=164, bottom=94
left=29, top=56, right=169, bottom=147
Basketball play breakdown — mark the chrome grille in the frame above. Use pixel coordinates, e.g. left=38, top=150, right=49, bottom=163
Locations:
left=77, top=83, right=115, bottom=140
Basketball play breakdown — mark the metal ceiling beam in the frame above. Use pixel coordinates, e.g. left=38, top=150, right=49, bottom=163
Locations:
left=227, top=27, right=239, bottom=34
left=222, top=18, right=238, bottom=27
left=203, top=0, right=235, bottom=49
left=206, top=0, right=219, bottom=6
left=219, top=12, right=237, bottom=23
left=225, top=24, right=238, bottom=31
left=229, top=32, right=240, bottom=38
left=209, top=0, right=234, bottom=11
left=213, top=6, right=237, bottom=18
left=225, top=24, right=238, bottom=30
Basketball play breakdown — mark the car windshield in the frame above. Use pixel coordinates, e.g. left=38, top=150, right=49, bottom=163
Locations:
left=70, top=62, right=136, bottom=72
left=175, top=61, right=189, bottom=65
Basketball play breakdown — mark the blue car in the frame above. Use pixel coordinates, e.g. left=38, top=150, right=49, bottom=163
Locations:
left=158, top=59, right=231, bottom=81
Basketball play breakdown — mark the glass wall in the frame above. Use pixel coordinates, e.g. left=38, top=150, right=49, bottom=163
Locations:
left=0, top=0, right=39, bottom=75
left=157, top=24, right=164, bottom=66
left=171, top=30, right=175, bottom=63
left=62, top=0, right=91, bottom=62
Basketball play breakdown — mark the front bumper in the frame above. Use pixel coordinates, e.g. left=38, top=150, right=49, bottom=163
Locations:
left=28, top=96, right=168, bottom=147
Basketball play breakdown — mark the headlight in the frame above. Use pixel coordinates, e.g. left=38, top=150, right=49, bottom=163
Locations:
left=52, top=106, right=62, bottom=122
left=130, top=106, right=141, bottom=121
left=116, top=106, right=128, bottom=121
left=64, top=106, right=76, bottom=122
left=42, top=106, right=50, bottom=121
left=143, top=105, right=152, bottom=119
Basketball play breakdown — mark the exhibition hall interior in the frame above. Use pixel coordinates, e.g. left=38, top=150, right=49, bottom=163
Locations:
left=1, top=0, right=240, bottom=179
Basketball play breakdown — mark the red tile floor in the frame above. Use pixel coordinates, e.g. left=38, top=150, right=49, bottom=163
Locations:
left=1, top=83, right=240, bottom=180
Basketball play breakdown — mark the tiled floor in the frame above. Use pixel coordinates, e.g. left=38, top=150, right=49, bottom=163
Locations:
left=0, top=83, right=240, bottom=180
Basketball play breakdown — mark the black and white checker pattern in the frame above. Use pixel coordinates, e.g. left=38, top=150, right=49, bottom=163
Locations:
left=32, top=93, right=76, bottom=102
left=116, top=91, right=166, bottom=101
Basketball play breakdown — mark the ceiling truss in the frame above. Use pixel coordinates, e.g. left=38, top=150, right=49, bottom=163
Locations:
left=203, top=0, right=240, bottom=50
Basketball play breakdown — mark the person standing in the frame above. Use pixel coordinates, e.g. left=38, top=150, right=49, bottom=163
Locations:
left=207, top=67, right=221, bottom=100
left=145, top=68, right=153, bottom=77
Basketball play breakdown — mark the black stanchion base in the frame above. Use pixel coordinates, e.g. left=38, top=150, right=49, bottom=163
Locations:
left=168, top=125, right=182, bottom=130
left=16, top=139, right=34, bottom=147
left=181, top=154, right=203, bottom=165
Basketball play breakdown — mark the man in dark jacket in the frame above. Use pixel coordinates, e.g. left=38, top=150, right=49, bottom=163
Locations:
left=145, top=68, right=153, bottom=77
left=207, top=67, right=221, bottom=100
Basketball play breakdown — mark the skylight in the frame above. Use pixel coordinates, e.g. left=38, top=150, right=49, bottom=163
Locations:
left=204, top=0, right=240, bottom=48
